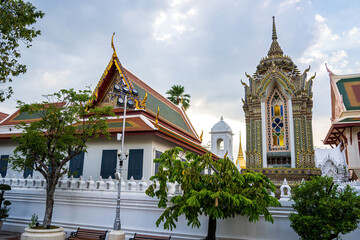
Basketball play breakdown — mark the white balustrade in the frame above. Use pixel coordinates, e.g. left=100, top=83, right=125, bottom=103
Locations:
left=128, top=176, right=137, bottom=191
left=106, top=176, right=115, bottom=190
left=138, top=177, right=148, bottom=192
left=96, top=176, right=106, bottom=190
left=86, top=176, right=95, bottom=190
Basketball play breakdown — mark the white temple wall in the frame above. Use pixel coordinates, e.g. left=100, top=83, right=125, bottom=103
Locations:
left=2, top=176, right=360, bottom=240
left=0, top=134, right=181, bottom=182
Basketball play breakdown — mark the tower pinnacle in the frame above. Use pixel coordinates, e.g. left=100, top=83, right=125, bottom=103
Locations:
left=272, top=16, right=277, bottom=40
left=268, top=16, right=283, bottom=57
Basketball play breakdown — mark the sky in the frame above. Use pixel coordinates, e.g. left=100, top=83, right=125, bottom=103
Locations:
left=2, top=0, right=360, bottom=158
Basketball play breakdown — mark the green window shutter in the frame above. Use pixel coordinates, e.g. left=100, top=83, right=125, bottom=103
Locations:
left=24, top=166, right=33, bottom=178
left=68, top=152, right=85, bottom=178
left=100, top=150, right=117, bottom=179
left=0, top=155, right=9, bottom=177
left=154, top=150, right=162, bottom=175
left=128, top=149, right=144, bottom=180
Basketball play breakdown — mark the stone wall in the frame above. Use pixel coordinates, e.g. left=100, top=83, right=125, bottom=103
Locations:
left=1, top=175, right=360, bottom=240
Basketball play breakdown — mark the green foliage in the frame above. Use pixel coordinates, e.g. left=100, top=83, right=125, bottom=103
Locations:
left=0, top=184, right=11, bottom=221
left=28, top=213, right=39, bottom=228
left=11, top=88, right=114, bottom=177
left=0, top=0, right=44, bottom=101
left=290, top=176, right=360, bottom=240
left=166, top=85, right=191, bottom=110
left=146, top=147, right=280, bottom=238
left=10, top=88, right=114, bottom=226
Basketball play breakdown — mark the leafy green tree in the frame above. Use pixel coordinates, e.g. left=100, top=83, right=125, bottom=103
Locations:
left=290, top=176, right=360, bottom=240
left=0, top=0, right=44, bottom=101
left=11, top=89, right=114, bottom=227
left=146, top=147, right=280, bottom=240
left=0, top=184, right=12, bottom=221
left=166, top=85, right=191, bottom=110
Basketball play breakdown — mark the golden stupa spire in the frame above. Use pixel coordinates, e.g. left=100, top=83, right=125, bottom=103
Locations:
left=236, top=131, right=246, bottom=169
left=267, top=16, right=283, bottom=57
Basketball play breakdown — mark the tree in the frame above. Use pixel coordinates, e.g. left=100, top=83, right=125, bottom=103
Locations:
left=146, top=147, right=280, bottom=240
left=10, top=89, right=114, bottom=227
left=0, top=0, right=44, bottom=101
left=290, top=176, right=360, bottom=240
left=0, top=184, right=11, bottom=222
left=166, top=85, right=191, bottom=110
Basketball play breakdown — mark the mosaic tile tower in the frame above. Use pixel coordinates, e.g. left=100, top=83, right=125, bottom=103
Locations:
left=242, top=17, right=320, bottom=181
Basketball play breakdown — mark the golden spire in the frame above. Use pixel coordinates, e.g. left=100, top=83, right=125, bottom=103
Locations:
left=236, top=131, right=246, bottom=169
left=267, top=16, right=283, bottom=57
left=111, top=32, right=117, bottom=58
left=272, top=16, right=277, bottom=40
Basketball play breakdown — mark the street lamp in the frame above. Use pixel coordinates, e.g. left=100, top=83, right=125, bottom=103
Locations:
left=111, top=84, right=143, bottom=231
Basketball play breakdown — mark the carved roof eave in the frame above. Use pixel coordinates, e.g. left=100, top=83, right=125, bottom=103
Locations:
left=254, top=67, right=296, bottom=99
left=327, top=68, right=356, bottom=120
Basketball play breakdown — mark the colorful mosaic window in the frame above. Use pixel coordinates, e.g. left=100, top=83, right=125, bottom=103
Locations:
left=266, top=85, right=290, bottom=151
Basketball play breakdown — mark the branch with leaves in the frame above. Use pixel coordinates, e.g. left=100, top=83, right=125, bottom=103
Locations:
left=0, top=0, right=44, bottom=101
left=146, top=147, right=280, bottom=240
left=10, top=88, right=114, bottom=227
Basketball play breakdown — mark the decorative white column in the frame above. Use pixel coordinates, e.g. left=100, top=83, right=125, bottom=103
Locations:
left=288, top=100, right=295, bottom=168
left=261, top=101, right=267, bottom=168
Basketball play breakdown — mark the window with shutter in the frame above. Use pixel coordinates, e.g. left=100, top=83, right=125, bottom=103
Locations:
left=69, top=152, right=85, bottom=178
left=0, top=155, right=9, bottom=177
left=24, top=166, right=33, bottom=178
left=128, top=149, right=144, bottom=180
left=154, top=150, right=162, bottom=175
left=100, top=150, right=117, bottom=179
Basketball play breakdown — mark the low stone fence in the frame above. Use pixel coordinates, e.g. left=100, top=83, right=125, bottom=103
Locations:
left=1, top=175, right=360, bottom=240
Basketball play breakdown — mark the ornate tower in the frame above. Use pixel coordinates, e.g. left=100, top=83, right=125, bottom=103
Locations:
left=210, top=117, right=234, bottom=160
left=242, top=17, right=320, bottom=181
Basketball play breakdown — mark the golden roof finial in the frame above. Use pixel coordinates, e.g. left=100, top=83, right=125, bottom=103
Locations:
left=111, top=32, right=117, bottom=57
left=268, top=16, right=283, bottom=57
left=199, top=130, right=203, bottom=142
left=272, top=16, right=277, bottom=40
left=236, top=131, right=246, bottom=169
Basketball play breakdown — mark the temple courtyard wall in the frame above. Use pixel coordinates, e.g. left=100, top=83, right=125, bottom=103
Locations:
left=2, top=176, right=360, bottom=240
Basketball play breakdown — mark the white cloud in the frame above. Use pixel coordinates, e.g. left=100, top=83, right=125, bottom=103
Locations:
left=152, top=1, right=197, bottom=42
left=39, top=70, right=72, bottom=89
left=280, top=0, right=300, bottom=7
left=298, top=14, right=342, bottom=70
left=344, top=26, right=359, bottom=36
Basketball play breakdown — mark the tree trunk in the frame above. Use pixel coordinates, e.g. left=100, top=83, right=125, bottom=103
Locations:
left=43, top=178, right=57, bottom=228
left=329, top=233, right=338, bottom=240
left=206, top=217, right=217, bottom=240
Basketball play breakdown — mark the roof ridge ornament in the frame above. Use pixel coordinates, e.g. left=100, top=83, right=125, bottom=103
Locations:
left=111, top=32, right=117, bottom=58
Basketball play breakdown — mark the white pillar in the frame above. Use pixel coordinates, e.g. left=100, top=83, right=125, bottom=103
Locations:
left=108, top=230, right=125, bottom=240
left=261, top=101, right=267, bottom=168
left=288, top=100, right=295, bottom=168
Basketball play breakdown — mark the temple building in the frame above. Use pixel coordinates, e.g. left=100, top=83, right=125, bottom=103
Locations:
left=242, top=17, right=320, bottom=181
left=323, top=67, right=360, bottom=180
left=0, top=36, right=207, bottom=181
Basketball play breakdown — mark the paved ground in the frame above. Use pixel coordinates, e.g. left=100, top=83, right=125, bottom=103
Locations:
left=0, top=231, right=21, bottom=240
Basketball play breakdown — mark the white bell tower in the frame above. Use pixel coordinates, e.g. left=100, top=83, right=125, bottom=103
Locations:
left=210, top=117, right=234, bottom=160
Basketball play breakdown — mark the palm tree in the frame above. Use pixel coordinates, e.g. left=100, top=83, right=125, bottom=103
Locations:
left=166, top=85, right=191, bottom=110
